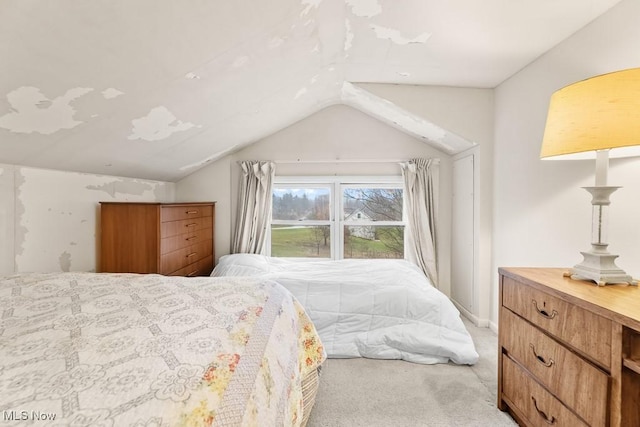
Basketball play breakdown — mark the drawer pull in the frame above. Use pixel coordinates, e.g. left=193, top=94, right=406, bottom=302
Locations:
left=187, top=270, right=198, bottom=276
left=186, top=252, right=197, bottom=258
left=185, top=223, right=197, bottom=227
left=532, top=300, right=558, bottom=319
left=531, top=396, right=556, bottom=425
left=185, top=236, right=197, bottom=241
left=529, top=344, right=555, bottom=367
left=186, top=210, right=198, bottom=214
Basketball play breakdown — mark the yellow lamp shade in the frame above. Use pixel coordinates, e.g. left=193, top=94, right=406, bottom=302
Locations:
left=540, top=68, right=640, bottom=159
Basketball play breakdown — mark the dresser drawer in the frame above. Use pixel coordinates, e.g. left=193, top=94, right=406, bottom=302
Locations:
left=168, top=255, right=214, bottom=277
left=161, top=217, right=212, bottom=238
left=502, top=356, right=588, bottom=427
left=501, top=309, right=608, bottom=426
left=160, top=228, right=213, bottom=255
left=161, top=204, right=213, bottom=222
left=160, top=239, right=212, bottom=274
left=502, top=276, right=612, bottom=369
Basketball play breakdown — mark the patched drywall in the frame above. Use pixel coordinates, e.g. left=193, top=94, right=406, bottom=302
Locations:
left=101, top=88, right=124, bottom=99
left=301, top=0, right=322, bottom=16
left=128, top=106, right=198, bottom=142
left=370, top=25, right=431, bottom=45
left=0, top=86, right=93, bottom=134
left=0, top=1, right=622, bottom=183
left=344, top=19, right=354, bottom=51
left=86, top=180, right=163, bottom=199
left=8, top=166, right=174, bottom=274
left=346, top=0, right=382, bottom=17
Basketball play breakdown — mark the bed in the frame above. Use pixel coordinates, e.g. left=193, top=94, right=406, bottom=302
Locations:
left=0, top=272, right=325, bottom=426
left=211, top=254, right=479, bottom=365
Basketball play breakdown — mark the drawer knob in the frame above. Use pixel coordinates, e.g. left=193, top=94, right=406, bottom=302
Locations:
left=529, top=344, right=555, bottom=368
left=531, top=396, right=556, bottom=425
left=532, top=300, right=558, bottom=319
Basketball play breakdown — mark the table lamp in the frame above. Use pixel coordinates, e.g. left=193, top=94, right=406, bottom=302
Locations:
left=540, top=68, right=640, bottom=286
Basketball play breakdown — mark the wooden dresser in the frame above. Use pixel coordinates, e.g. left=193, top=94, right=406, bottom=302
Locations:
left=498, top=267, right=640, bottom=427
left=100, top=202, right=215, bottom=276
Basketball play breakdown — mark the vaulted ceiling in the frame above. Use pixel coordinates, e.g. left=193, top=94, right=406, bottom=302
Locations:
left=0, top=0, right=621, bottom=181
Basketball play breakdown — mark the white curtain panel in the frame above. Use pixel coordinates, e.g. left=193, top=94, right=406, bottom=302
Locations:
left=401, top=158, right=439, bottom=287
left=232, top=160, right=276, bottom=254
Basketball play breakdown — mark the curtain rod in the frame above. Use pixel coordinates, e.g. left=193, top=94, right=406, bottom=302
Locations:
left=276, top=159, right=404, bottom=164
left=235, top=158, right=440, bottom=165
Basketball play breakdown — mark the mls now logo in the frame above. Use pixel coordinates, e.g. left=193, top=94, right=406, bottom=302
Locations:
left=3, top=411, right=57, bottom=421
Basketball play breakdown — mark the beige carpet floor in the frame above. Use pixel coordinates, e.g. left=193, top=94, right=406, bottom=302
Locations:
left=306, top=318, right=517, bottom=427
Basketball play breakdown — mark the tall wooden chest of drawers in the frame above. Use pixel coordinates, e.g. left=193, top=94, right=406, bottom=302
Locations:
left=100, top=202, right=215, bottom=276
left=498, top=268, right=640, bottom=427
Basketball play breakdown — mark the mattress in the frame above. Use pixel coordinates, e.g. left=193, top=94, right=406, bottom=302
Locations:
left=0, top=272, right=325, bottom=426
left=212, top=254, right=479, bottom=365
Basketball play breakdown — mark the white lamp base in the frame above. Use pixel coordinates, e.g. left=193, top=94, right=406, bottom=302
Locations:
left=566, top=251, right=637, bottom=286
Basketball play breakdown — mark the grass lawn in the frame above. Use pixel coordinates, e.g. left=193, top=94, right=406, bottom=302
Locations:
left=271, top=226, right=402, bottom=258
left=271, top=227, right=330, bottom=257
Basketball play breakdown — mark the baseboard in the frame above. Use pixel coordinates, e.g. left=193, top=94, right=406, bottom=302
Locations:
left=489, top=321, right=498, bottom=334
left=452, top=299, right=489, bottom=328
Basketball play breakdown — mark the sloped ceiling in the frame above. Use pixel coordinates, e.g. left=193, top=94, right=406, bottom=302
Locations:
left=0, top=0, right=621, bottom=182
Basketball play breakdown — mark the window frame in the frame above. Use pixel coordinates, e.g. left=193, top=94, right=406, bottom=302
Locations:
left=270, top=176, right=405, bottom=259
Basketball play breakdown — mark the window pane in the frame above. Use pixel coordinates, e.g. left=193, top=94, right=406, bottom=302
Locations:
left=271, top=225, right=331, bottom=258
left=343, top=226, right=404, bottom=259
left=272, top=187, right=331, bottom=221
left=343, top=188, right=403, bottom=221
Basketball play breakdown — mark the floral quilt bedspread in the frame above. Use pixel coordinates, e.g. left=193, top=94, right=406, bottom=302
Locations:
left=0, top=272, right=325, bottom=426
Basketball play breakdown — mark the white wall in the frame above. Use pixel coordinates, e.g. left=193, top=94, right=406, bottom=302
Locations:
left=177, top=98, right=494, bottom=301
left=0, top=164, right=175, bottom=275
left=358, top=84, right=495, bottom=325
left=492, top=0, right=640, bottom=326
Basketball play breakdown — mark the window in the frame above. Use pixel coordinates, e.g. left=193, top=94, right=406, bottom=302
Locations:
left=270, top=177, right=404, bottom=259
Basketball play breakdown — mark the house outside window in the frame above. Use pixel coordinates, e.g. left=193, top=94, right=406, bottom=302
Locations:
left=270, top=177, right=404, bottom=260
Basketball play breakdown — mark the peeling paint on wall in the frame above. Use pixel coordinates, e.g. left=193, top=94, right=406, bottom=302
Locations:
left=370, top=25, right=431, bottom=45
left=14, top=167, right=173, bottom=273
left=179, top=145, right=239, bottom=171
left=0, top=165, right=15, bottom=275
left=232, top=56, right=249, bottom=68
left=268, top=37, right=285, bottom=49
left=0, top=86, right=93, bottom=134
left=340, top=82, right=475, bottom=154
left=345, top=19, right=354, bottom=51
left=346, top=0, right=382, bottom=17
left=14, top=171, right=27, bottom=273
left=295, top=88, right=308, bottom=99
left=127, top=106, right=197, bottom=142
left=86, top=180, right=155, bottom=198
left=184, top=72, right=201, bottom=80
left=101, top=88, right=124, bottom=99
left=301, top=0, right=322, bottom=16
left=59, top=251, right=71, bottom=272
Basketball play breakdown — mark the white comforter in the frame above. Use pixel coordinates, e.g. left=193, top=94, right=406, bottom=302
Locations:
left=212, top=254, right=479, bottom=365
